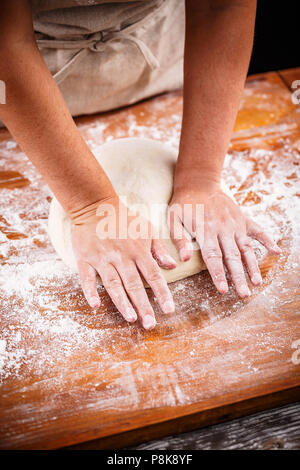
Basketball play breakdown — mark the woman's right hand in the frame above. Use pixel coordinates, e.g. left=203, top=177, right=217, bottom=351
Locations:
left=71, top=197, right=177, bottom=329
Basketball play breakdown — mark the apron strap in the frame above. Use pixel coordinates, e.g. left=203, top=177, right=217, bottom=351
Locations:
left=53, top=49, right=89, bottom=85
left=37, top=30, right=160, bottom=86
left=100, top=32, right=160, bottom=70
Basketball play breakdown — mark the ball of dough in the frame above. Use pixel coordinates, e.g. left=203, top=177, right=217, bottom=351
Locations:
left=48, top=138, right=206, bottom=284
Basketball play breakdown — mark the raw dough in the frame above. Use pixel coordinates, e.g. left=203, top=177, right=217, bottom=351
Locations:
left=48, top=138, right=206, bottom=284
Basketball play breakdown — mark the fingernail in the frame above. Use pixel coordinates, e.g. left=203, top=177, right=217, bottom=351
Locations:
left=251, top=273, right=262, bottom=285
left=90, top=297, right=100, bottom=308
left=162, top=300, right=175, bottom=314
left=143, top=315, right=156, bottom=330
left=125, top=308, right=137, bottom=322
left=162, top=254, right=177, bottom=267
left=273, top=245, right=281, bottom=254
left=240, top=286, right=251, bottom=297
left=219, top=282, right=228, bottom=293
left=179, top=246, right=192, bottom=261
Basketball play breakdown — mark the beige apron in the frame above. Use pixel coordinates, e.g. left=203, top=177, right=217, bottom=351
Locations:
left=30, top=0, right=185, bottom=117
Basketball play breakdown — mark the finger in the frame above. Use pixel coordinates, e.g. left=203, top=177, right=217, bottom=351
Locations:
left=116, top=262, right=156, bottom=330
left=136, top=255, right=175, bottom=314
left=200, top=237, right=228, bottom=294
left=246, top=219, right=281, bottom=254
left=219, top=235, right=251, bottom=298
left=77, top=261, right=101, bottom=309
left=169, top=211, right=193, bottom=261
left=97, top=263, right=137, bottom=323
left=236, top=234, right=262, bottom=286
left=151, top=239, right=177, bottom=269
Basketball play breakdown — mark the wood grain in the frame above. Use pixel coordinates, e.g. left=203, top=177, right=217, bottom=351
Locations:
left=0, top=71, right=299, bottom=450
left=130, top=402, right=300, bottom=450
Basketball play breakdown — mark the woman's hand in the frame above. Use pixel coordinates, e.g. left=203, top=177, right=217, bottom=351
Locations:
left=169, top=186, right=281, bottom=298
left=72, top=197, right=176, bottom=329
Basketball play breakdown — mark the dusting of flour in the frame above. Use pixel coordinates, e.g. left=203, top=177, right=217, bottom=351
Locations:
left=0, top=90, right=299, bottom=413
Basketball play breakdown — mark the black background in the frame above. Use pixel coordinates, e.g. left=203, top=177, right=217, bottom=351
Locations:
left=248, top=0, right=298, bottom=75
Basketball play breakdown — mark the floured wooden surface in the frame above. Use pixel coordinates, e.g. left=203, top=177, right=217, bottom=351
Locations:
left=0, top=72, right=299, bottom=449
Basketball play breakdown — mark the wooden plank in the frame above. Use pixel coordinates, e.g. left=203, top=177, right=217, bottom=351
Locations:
left=64, top=388, right=300, bottom=450
left=130, top=402, right=300, bottom=450
left=0, top=73, right=300, bottom=450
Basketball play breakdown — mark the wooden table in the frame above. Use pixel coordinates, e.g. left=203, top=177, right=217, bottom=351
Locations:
left=131, top=402, right=300, bottom=450
left=0, top=69, right=299, bottom=450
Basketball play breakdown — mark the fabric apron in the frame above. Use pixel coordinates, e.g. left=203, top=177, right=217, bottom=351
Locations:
left=0, top=0, right=184, bottom=127
left=30, top=0, right=185, bottom=117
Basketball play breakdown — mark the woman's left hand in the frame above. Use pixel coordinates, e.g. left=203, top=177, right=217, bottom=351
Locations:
left=169, top=187, right=281, bottom=298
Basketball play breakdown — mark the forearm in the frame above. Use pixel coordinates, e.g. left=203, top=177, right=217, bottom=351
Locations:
left=0, top=3, right=115, bottom=219
left=175, top=0, right=256, bottom=192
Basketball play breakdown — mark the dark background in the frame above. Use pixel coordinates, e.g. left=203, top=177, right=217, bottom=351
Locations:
left=248, top=0, right=298, bottom=75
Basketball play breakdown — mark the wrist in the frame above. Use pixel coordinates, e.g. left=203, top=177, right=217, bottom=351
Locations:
left=69, top=193, right=118, bottom=225
left=173, top=170, right=221, bottom=196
